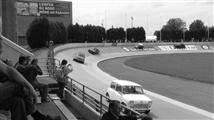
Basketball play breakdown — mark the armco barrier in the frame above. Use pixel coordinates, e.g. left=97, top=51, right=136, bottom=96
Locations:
left=54, top=43, right=137, bottom=55
left=54, top=42, right=214, bottom=55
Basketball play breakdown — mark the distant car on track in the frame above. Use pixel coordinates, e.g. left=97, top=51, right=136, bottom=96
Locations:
left=88, top=47, right=100, bottom=55
left=73, top=52, right=85, bottom=64
left=134, top=43, right=144, bottom=50
left=174, top=44, right=186, bottom=49
left=106, top=79, right=152, bottom=114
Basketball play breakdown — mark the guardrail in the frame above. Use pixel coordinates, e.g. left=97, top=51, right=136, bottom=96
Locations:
left=64, top=76, right=143, bottom=117
left=65, top=77, right=109, bottom=115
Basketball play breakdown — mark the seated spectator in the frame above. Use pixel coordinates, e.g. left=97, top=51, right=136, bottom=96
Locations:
left=25, top=55, right=31, bottom=66
left=14, top=55, right=25, bottom=68
left=101, top=100, right=152, bottom=120
left=25, top=58, right=50, bottom=103
left=0, top=35, right=61, bottom=120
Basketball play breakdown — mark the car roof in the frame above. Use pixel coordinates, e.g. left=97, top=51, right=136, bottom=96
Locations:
left=112, top=80, right=141, bottom=86
left=76, top=52, right=85, bottom=55
left=137, top=43, right=144, bottom=46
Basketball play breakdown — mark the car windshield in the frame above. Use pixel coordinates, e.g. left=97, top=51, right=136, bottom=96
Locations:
left=122, top=86, right=144, bottom=94
left=79, top=53, right=85, bottom=57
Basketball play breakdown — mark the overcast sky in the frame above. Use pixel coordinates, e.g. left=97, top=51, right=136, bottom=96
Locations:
left=65, top=0, right=213, bottom=35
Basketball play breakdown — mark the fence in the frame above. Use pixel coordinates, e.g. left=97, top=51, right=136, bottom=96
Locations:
left=65, top=77, right=143, bottom=116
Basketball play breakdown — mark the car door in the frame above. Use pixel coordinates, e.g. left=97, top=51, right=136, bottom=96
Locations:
left=108, top=82, right=116, bottom=99
left=114, top=84, right=123, bottom=101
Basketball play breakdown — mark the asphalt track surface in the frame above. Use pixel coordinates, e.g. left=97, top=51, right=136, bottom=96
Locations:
left=55, top=47, right=214, bottom=120
left=98, top=54, right=214, bottom=113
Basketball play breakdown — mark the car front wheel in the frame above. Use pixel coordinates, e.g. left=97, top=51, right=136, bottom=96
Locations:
left=145, top=110, right=150, bottom=114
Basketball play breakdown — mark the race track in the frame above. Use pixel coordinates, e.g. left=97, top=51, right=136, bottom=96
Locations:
left=98, top=54, right=214, bottom=113
left=55, top=47, right=214, bottom=120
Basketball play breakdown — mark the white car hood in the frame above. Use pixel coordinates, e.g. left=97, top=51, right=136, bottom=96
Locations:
left=122, top=94, right=151, bottom=102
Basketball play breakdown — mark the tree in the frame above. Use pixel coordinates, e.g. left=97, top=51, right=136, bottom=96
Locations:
left=126, top=27, right=146, bottom=42
left=50, top=22, right=67, bottom=44
left=161, top=18, right=186, bottom=42
left=67, top=23, right=105, bottom=43
left=208, top=26, right=214, bottom=42
left=189, top=19, right=206, bottom=42
left=26, top=17, right=50, bottom=48
left=106, top=27, right=125, bottom=42
left=154, top=30, right=160, bottom=41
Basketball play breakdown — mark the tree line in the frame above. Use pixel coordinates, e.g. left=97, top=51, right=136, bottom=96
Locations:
left=26, top=17, right=213, bottom=48
left=154, top=18, right=214, bottom=42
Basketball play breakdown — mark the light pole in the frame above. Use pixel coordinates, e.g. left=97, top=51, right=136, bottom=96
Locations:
left=159, top=15, right=162, bottom=42
left=125, top=13, right=127, bottom=42
left=131, top=16, right=133, bottom=28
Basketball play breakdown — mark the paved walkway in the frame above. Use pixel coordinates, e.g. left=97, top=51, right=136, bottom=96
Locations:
left=33, top=48, right=78, bottom=120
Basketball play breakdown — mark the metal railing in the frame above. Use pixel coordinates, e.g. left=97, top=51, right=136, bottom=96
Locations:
left=65, top=76, right=142, bottom=116
left=45, top=60, right=142, bottom=117
left=65, top=78, right=109, bottom=115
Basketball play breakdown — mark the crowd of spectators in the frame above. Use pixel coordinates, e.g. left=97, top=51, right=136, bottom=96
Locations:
left=0, top=35, right=61, bottom=120
left=1, top=34, right=153, bottom=120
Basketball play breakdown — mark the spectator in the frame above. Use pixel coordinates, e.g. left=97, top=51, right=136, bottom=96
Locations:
left=25, top=55, right=31, bottom=66
left=14, top=55, right=29, bottom=79
left=55, top=59, right=73, bottom=100
left=101, top=100, right=152, bottom=120
left=101, top=100, right=121, bottom=120
left=14, top=55, right=26, bottom=68
left=26, top=58, right=50, bottom=103
left=0, top=35, right=61, bottom=120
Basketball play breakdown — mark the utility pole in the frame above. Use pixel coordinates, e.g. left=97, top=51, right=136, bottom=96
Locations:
left=131, top=16, right=133, bottom=28
left=160, top=15, right=162, bottom=42
left=125, top=13, right=127, bottom=42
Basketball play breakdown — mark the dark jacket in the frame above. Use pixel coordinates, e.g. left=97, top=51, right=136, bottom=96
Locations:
left=101, top=112, right=138, bottom=120
left=101, top=111, right=118, bottom=120
left=16, top=64, right=27, bottom=78
left=25, top=64, right=43, bottom=86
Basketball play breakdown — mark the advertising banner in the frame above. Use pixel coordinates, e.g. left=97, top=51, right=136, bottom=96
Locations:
left=16, top=1, right=70, bottom=17
left=158, top=45, right=174, bottom=51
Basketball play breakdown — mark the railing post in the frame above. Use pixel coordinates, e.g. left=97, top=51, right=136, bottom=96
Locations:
left=82, top=85, right=85, bottom=103
left=70, top=79, right=73, bottom=94
left=100, top=95, right=103, bottom=115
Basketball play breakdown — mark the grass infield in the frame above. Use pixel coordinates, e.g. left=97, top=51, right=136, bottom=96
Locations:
left=124, top=53, right=214, bottom=84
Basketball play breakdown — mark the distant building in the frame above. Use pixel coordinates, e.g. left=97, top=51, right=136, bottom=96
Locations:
left=17, top=0, right=72, bottom=45
left=146, top=35, right=157, bottom=42
left=1, top=0, right=72, bottom=45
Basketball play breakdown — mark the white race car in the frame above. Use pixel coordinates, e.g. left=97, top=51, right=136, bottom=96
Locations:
left=73, top=52, right=85, bottom=64
left=106, top=80, right=152, bottom=113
